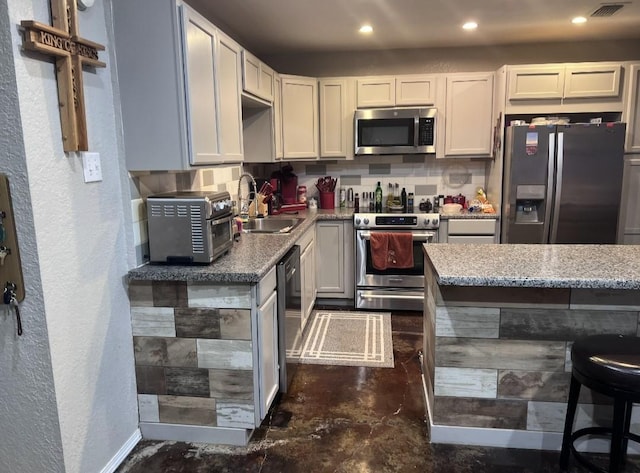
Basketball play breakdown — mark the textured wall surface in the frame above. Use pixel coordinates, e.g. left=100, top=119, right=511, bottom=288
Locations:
left=7, top=0, right=139, bottom=472
left=0, top=2, right=65, bottom=472
left=264, top=39, right=640, bottom=77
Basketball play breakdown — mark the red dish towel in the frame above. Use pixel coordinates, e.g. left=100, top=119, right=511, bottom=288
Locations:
left=369, top=232, right=414, bottom=270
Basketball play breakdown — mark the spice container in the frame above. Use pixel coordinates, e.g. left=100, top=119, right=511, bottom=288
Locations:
left=297, top=185, right=307, bottom=203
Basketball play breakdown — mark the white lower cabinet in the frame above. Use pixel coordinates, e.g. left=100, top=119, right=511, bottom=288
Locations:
left=256, top=288, right=278, bottom=421
left=619, top=156, right=640, bottom=243
left=440, top=219, right=498, bottom=243
left=315, top=221, right=354, bottom=299
left=297, top=226, right=316, bottom=331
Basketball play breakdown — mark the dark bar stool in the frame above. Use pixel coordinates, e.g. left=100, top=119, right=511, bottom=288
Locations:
left=560, top=334, right=640, bottom=473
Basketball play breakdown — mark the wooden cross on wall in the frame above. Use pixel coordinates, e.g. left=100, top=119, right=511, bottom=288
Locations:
left=21, top=0, right=106, bottom=152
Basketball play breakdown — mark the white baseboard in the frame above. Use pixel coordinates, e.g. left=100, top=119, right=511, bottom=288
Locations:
left=140, top=422, right=251, bottom=446
left=430, top=423, right=640, bottom=454
left=100, top=429, right=142, bottom=473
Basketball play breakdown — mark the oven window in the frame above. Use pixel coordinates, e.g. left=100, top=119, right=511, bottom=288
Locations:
left=364, top=239, right=424, bottom=276
left=358, top=118, right=415, bottom=147
left=209, top=218, right=232, bottom=253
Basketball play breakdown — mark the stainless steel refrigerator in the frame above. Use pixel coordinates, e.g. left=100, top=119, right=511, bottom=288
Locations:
left=501, top=123, right=626, bottom=244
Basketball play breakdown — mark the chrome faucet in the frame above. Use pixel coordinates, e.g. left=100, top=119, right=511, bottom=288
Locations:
left=237, top=172, right=257, bottom=218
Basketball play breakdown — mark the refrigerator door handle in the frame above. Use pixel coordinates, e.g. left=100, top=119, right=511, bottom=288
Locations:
left=542, top=133, right=555, bottom=243
left=549, top=132, right=564, bottom=243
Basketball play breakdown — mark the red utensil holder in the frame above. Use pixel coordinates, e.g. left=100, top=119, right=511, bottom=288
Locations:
left=319, top=191, right=335, bottom=209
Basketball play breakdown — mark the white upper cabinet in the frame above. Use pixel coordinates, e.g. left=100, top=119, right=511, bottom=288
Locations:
left=112, top=0, right=242, bottom=170
left=624, top=63, right=640, bottom=154
left=357, top=75, right=437, bottom=107
left=563, top=63, right=621, bottom=98
left=274, top=74, right=284, bottom=159
left=507, top=65, right=565, bottom=100
left=357, top=77, right=396, bottom=107
left=281, top=75, right=319, bottom=159
left=396, top=75, right=437, bottom=106
left=319, top=78, right=355, bottom=159
left=242, top=51, right=274, bottom=102
left=216, top=31, right=244, bottom=162
left=182, top=7, right=221, bottom=165
left=507, top=63, right=622, bottom=101
left=443, top=72, right=495, bottom=157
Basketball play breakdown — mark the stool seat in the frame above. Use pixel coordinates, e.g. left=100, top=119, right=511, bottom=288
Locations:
left=572, top=334, right=640, bottom=392
left=560, top=334, right=640, bottom=473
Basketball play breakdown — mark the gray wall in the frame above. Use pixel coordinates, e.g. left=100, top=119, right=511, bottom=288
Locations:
left=264, top=39, right=640, bottom=76
left=0, top=1, right=65, bottom=472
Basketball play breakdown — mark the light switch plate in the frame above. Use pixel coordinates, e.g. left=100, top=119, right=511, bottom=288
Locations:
left=82, top=152, right=102, bottom=183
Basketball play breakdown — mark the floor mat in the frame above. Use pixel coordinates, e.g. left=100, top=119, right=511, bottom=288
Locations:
left=296, top=311, right=394, bottom=368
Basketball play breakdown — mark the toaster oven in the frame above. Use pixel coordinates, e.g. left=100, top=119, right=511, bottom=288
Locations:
left=147, top=191, right=233, bottom=264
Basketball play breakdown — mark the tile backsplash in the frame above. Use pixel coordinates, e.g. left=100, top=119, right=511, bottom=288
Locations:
left=130, top=157, right=487, bottom=266
left=248, top=156, right=487, bottom=209
left=129, top=165, right=242, bottom=267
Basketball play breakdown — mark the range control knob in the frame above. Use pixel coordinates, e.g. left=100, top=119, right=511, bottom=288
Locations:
left=363, top=218, right=370, bottom=225
left=354, top=217, right=361, bottom=225
left=423, top=218, right=430, bottom=226
left=432, top=218, right=439, bottom=226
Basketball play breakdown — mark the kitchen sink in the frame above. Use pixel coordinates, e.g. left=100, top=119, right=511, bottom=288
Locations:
left=242, top=217, right=303, bottom=234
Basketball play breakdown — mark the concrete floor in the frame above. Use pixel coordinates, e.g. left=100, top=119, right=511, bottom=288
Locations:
left=116, top=311, right=640, bottom=473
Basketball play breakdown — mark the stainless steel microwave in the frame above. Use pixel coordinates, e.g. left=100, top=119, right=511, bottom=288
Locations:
left=354, top=107, right=436, bottom=155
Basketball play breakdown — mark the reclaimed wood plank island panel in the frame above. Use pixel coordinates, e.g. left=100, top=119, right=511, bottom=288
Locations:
left=422, top=244, right=640, bottom=452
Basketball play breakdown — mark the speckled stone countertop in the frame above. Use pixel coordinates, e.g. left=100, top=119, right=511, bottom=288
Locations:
left=438, top=211, right=499, bottom=220
left=127, top=209, right=354, bottom=284
left=424, top=243, right=640, bottom=289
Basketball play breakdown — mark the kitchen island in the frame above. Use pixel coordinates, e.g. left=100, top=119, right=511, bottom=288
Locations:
left=422, top=243, right=640, bottom=452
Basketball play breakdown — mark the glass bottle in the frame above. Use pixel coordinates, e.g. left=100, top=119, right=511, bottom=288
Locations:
left=407, top=192, right=414, bottom=213
left=401, top=187, right=407, bottom=213
left=375, top=182, right=383, bottom=213
left=354, top=193, right=360, bottom=213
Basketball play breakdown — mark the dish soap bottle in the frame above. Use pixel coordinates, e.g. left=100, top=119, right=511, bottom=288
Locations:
left=375, top=182, right=383, bottom=213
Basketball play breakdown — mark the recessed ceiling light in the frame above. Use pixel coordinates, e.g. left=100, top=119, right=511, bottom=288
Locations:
left=462, top=21, right=478, bottom=31
left=359, top=25, right=373, bottom=34
left=572, top=16, right=587, bottom=24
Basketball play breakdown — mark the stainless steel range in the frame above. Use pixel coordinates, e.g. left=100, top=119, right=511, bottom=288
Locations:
left=354, top=212, right=439, bottom=311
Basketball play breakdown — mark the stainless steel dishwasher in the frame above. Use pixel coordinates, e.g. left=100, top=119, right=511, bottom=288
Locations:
left=277, top=245, right=301, bottom=393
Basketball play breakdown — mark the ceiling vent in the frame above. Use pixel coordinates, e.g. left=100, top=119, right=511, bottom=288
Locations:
left=590, top=3, right=626, bottom=17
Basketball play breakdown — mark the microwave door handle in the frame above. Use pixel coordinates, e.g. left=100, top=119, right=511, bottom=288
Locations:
left=414, top=116, right=420, bottom=147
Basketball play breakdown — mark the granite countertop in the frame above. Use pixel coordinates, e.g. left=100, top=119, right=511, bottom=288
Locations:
left=424, top=243, right=640, bottom=289
left=127, top=209, right=354, bottom=284
left=438, top=211, right=499, bottom=220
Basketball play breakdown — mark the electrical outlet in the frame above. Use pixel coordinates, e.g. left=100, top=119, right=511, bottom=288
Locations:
left=82, top=152, right=102, bottom=183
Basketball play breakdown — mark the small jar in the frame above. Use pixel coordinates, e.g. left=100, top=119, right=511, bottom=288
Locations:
left=297, top=185, right=307, bottom=203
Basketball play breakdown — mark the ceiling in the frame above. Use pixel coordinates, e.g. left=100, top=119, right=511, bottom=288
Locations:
left=185, top=0, right=640, bottom=56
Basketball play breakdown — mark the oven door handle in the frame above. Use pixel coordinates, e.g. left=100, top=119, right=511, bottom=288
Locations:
left=359, top=293, right=424, bottom=300
left=210, top=214, right=233, bottom=227
left=358, top=231, right=435, bottom=242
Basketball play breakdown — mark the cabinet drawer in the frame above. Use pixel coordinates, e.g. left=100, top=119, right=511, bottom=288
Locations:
left=257, top=266, right=277, bottom=307
left=448, top=235, right=495, bottom=244
left=448, top=219, right=497, bottom=235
